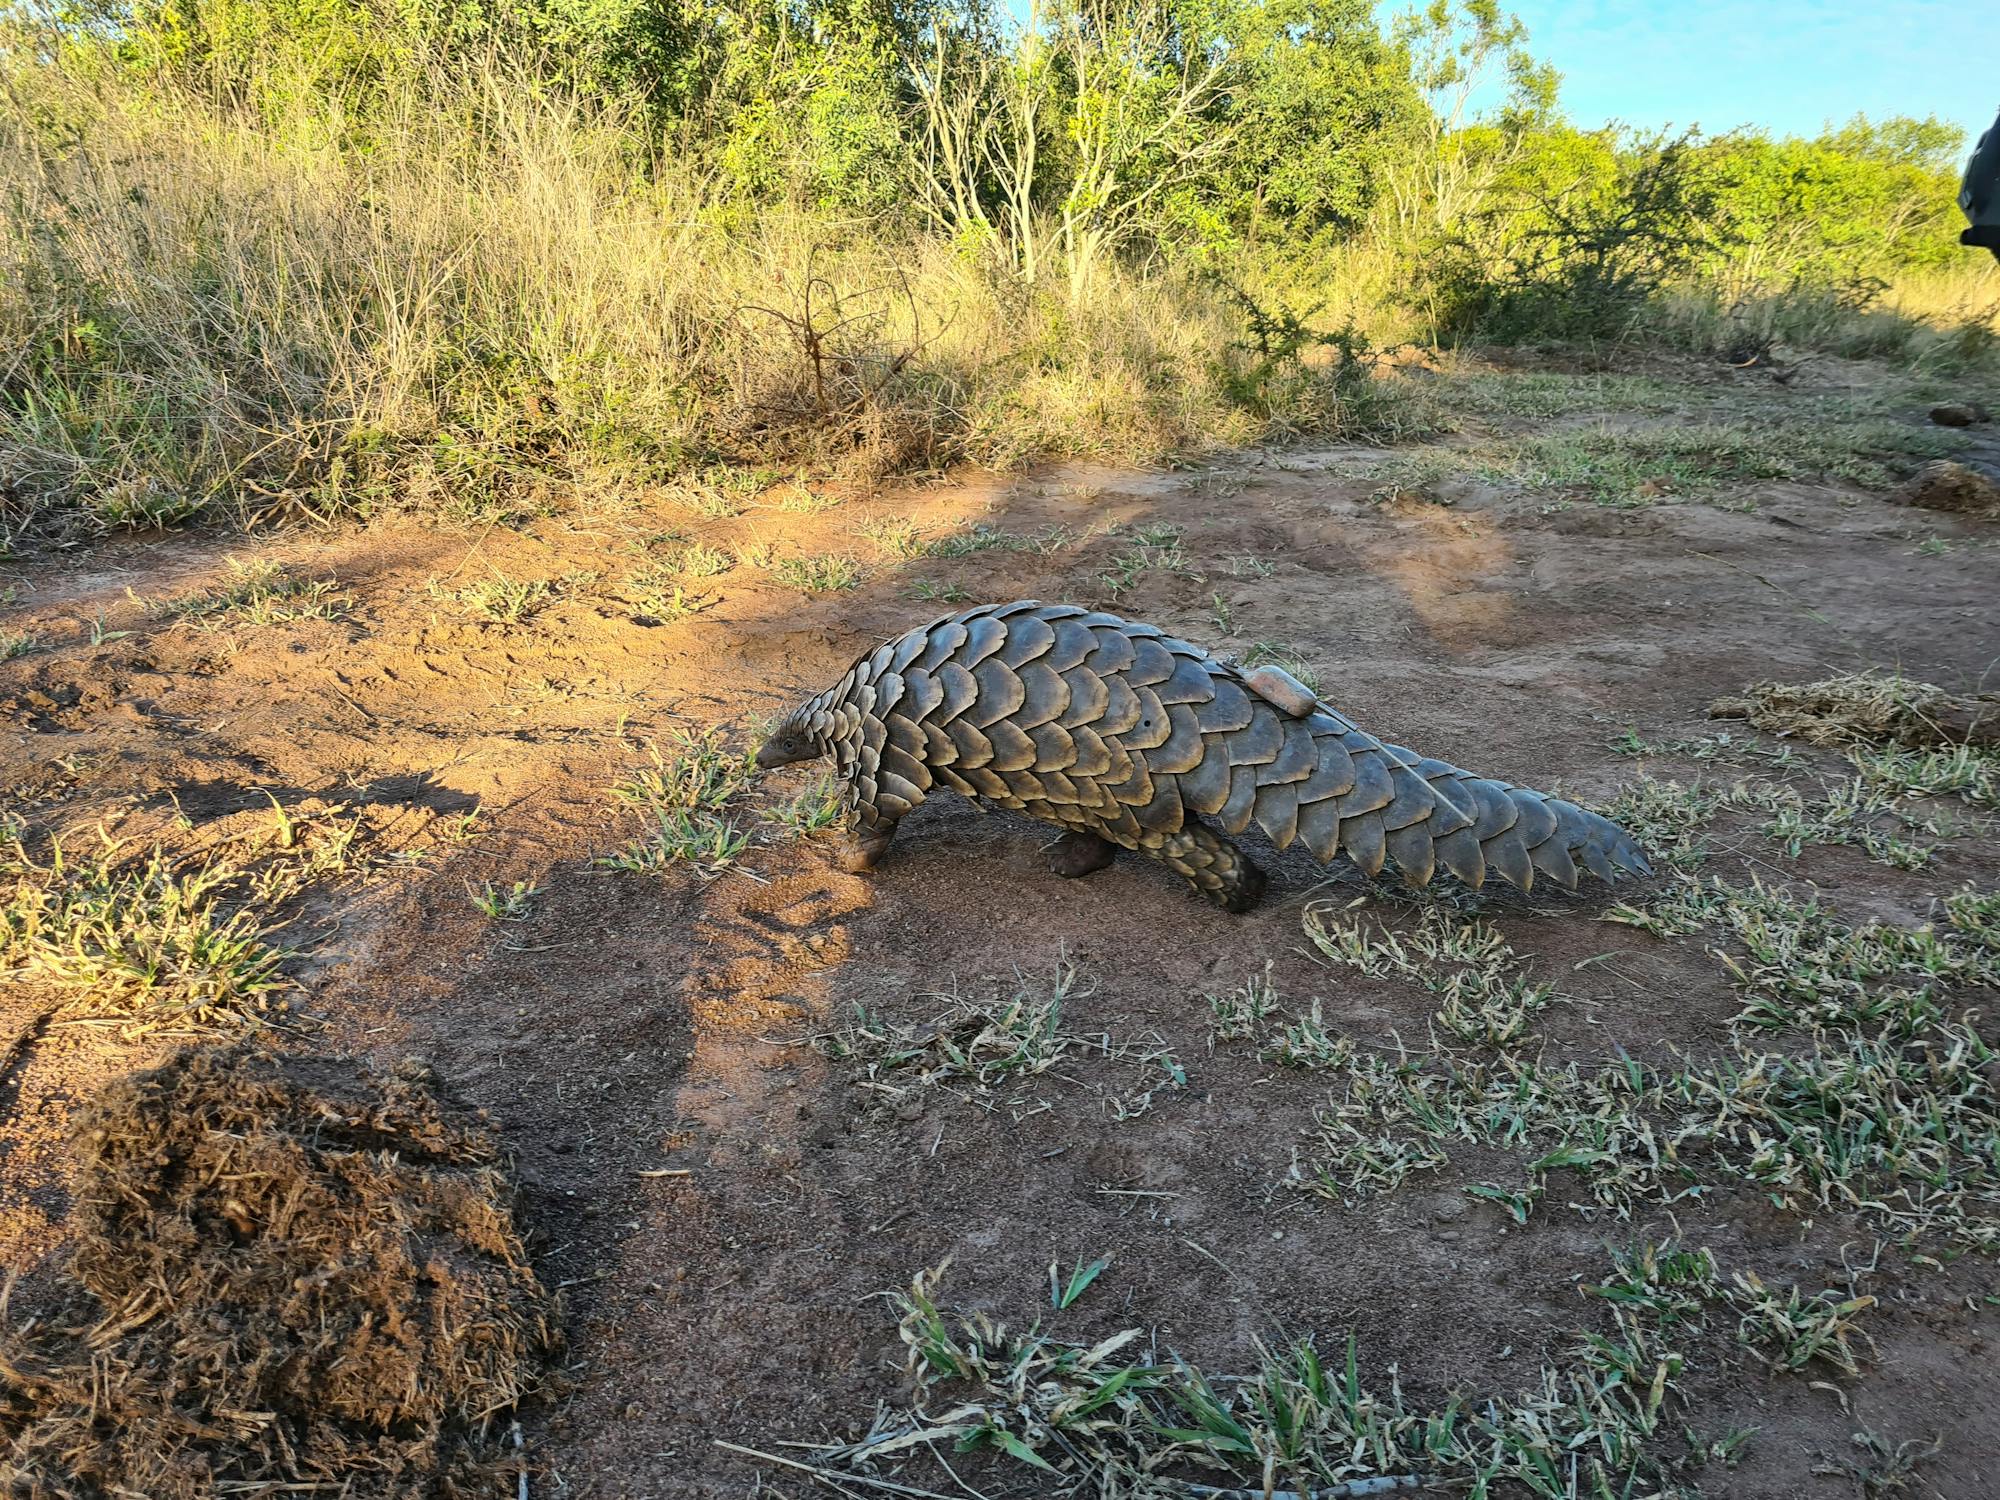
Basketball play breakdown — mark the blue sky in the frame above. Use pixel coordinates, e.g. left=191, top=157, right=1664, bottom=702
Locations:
left=1486, top=2, right=1996, bottom=145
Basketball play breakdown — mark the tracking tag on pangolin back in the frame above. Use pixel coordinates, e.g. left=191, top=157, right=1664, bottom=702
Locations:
left=1241, top=664, right=1319, bottom=718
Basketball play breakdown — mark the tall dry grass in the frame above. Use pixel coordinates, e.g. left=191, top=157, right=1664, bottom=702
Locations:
left=1651, top=263, right=2000, bottom=371
left=3, top=47, right=1994, bottom=541
left=0, top=57, right=1325, bottom=537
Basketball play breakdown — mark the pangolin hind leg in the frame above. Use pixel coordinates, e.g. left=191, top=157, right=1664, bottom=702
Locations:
left=1137, top=822, right=1268, bottom=913
left=1047, top=829, right=1119, bottom=879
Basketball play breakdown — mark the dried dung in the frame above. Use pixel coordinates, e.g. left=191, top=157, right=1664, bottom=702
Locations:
left=1886, top=459, right=2000, bottom=516
left=1710, top=671, right=1999, bottom=749
left=0, top=1045, right=557, bottom=1498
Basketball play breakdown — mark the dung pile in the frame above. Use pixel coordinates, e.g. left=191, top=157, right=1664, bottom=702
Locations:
left=0, top=1046, right=557, bottom=1498
left=1887, top=459, right=2000, bottom=516
left=1710, top=670, right=1998, bottom=749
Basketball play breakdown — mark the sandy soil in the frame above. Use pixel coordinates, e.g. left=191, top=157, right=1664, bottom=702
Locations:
left=3, top=355, right=1998, bottom=1498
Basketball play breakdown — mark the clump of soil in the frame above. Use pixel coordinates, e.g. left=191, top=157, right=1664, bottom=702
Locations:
left=0, top=1046, right=557, bottom=1499
left=1710, top=670, right=1999, bottom=749
left=1887, top=458, right=2000, bottom=515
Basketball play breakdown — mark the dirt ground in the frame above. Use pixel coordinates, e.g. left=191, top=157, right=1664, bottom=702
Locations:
left=3, top=352, right=1998, bottom=1498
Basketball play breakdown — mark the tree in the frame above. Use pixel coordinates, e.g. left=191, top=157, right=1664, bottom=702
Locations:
left=1191, top=0, right=1423, bottom=255
left=1385, top=0, right=1556, bottom=235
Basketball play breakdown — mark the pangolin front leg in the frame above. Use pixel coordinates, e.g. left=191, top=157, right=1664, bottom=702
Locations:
left=835, top=774, right=907, bottom=871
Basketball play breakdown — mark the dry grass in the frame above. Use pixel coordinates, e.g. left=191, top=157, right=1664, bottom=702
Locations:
left=1709, top=671, right=1998, bottom=751
left=0, top=1045, right=556, bottom=1498
left=0, top=56, right=1352, bottom=539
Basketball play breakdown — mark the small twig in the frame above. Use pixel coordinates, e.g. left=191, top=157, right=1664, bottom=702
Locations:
left=1180, top=1479, right=1431, bottom=1498
left=712, top=1439, right=960, bottom=1499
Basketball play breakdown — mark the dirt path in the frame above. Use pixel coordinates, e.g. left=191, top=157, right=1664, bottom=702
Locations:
left=4, top=359, right=1998, bottom=1498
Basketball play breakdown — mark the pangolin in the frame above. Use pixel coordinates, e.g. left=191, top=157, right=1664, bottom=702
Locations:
left=756, top=600, right=1650, bottom=912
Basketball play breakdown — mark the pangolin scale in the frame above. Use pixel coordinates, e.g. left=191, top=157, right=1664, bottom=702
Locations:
left=756, top=600, right=1650, bottom=911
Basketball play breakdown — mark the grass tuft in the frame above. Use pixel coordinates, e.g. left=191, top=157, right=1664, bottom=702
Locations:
left=0, top=827, right=290, bottom=1036
left=601, top=729, right=757, bottom=877
left=159, top=557, right=349, bottom=628
left=431, top=569, right=593, bottom=625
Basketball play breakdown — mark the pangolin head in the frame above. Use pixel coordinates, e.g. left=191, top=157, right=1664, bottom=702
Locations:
left=755, top=698, right=838, bottom=769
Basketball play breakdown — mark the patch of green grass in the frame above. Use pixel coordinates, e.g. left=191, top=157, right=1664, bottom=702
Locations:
left=672, top=466, right=776, bottom=518
left=857, top=517, right=926, bottom=558
left=1610, top=874, right=1998, bottom=1037
left=1848, top=742, right=1999, bottom=808
left=0, top=827, right=290, bottom=1036
left=1049, top=1254, right=1111, bottom=1310
left=772, top=553, right=862, bottom=592
left=814, top=961, right=1185, bottom=1119
left=1292, top=1014, right=2000, bottom=1250
left=815, top=1246, right=1835, bottom=1500
left=1303, top=901, right=1557, bottom=1050
left=612, top=728, right=754, bottom=815
left=236, top=797, right=376, bottom=906
left=1728, top=1271, right=1875, bottom=1377
left=1508, top=414, right=1964, bottom=505
left=907, top=579, right=971, bottom=603
left=599, top=810, right=750, bottom=873
left=925, top=522, right=1078, bottom=559
left=0, top=631, right=39, bottom=660
left=1252, top=864, right=2000, bottom=1248
left=161, top=557, right=350, bottom=628
left=772, top=485, right=839, bottom=513
left=1098, top=524, right=1193, bottom=598
left=468, top=879, right=539, bottom=921
left=1845, top=1430, right=1943, bottom=1497
left=924, top=522, right=1030, bottom=557
left=675, top=542, right=732, bottom=578
left=761, top=770, right=843, bottom=837
left=1733, top=776, right=1939, bottom=870
left=1608, top=727, right=1790, bottom=766
left=602, top=728, right=757, bottom=876
left=624, top=561, right=715, bottom=622
left=1204, top=963, right=1279, bottom=1044
left=431, top=568, right=593, bottom=624
left=1380, top=409, right=1969, bottom=511
left=1597, top=766, right=1971, bottom=875
left=1259, top=999, right=1357, bottom=1072
left=1588, top=1240, right=1875, bottom=1378
left=816, top=966, right=1087, bottom=1089
left=1595, top=777, right=1732, bottom=870
left=1945, top=885, right=2000, bottom=949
